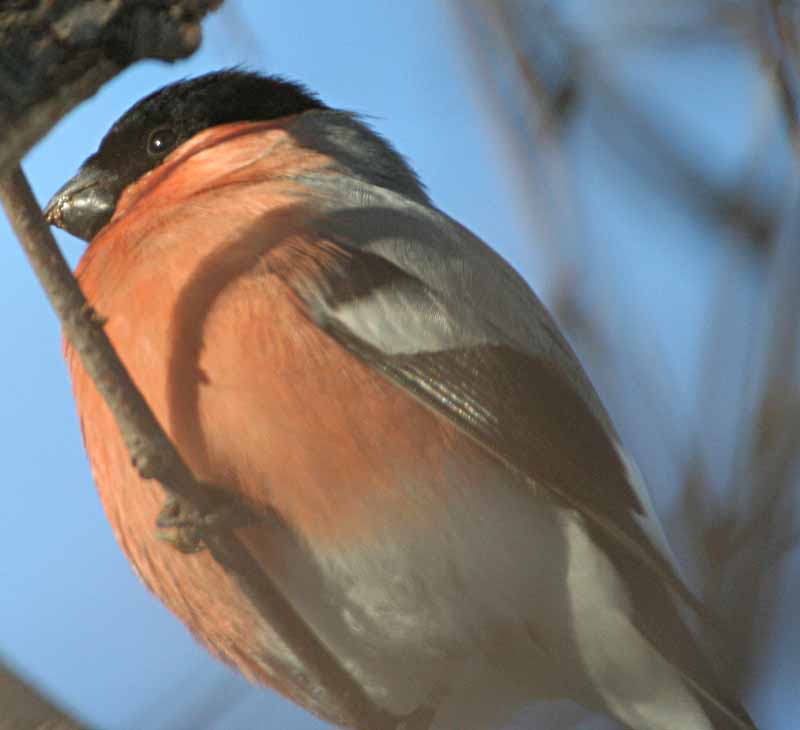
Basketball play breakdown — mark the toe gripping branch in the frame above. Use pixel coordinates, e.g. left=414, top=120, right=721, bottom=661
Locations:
left=155, top=484, right=268, bottom=554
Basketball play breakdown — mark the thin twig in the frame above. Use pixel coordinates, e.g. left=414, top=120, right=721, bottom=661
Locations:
left=0, top=166, right=404, bottom=730
left=764, top=0, right=800, bottom=156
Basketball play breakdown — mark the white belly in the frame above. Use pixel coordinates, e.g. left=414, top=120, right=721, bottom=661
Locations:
left=253, top=464, right=711, bottom=730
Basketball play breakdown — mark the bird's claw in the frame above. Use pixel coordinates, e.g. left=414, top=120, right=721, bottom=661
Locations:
left=155, top=487, right=265, bottom=554
left=156, top=496, right=205, bottom=553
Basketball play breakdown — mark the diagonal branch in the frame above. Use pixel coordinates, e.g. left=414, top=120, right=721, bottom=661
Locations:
left=0, top=2, right=421, bottom=727
left=0, top=164, right=401, bottom=730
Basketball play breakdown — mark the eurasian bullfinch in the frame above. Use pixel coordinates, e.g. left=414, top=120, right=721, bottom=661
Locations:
left=45, top=70, right=757, bottom=730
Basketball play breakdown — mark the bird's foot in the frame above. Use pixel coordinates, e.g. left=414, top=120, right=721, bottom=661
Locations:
left=155, top=486, right=264, bottom=554
left=156, top=496, right=206, bottom=553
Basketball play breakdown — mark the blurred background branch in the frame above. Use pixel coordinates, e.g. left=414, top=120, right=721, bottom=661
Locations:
left=0, top=657, right=90, bottom=730
left=452, top=0, right=799, bottom=725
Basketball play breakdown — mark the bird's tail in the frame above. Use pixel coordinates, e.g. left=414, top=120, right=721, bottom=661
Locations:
left=589, top=524, right=758, bottom=730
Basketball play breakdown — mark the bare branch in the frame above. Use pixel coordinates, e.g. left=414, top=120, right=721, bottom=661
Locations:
left=0, top=163, right=403, bottom=730
left=0, top=0, right=222, bottom=176
left=0, top=2, right=419, bottom=726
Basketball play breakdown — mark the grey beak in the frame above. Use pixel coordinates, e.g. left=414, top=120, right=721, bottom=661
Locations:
left=44, top=162, right=119, bottom=242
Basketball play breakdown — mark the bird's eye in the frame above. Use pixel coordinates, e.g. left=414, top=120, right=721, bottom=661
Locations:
left=146, top=127, right=178, bottom=158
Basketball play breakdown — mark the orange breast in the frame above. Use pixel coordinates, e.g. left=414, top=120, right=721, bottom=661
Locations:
left=64, top=121, right=467, bottom=713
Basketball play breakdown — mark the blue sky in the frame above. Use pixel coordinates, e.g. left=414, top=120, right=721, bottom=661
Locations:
left=0, top=2, right=792, bottom=729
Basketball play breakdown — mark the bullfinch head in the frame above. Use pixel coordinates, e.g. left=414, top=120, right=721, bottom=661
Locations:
left=45, top=71, right=326, bottom=240
left=47, top=70, right=757, bottom=730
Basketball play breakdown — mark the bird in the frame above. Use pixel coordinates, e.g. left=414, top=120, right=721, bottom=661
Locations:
left=44, top=69, right=757, bottom=730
